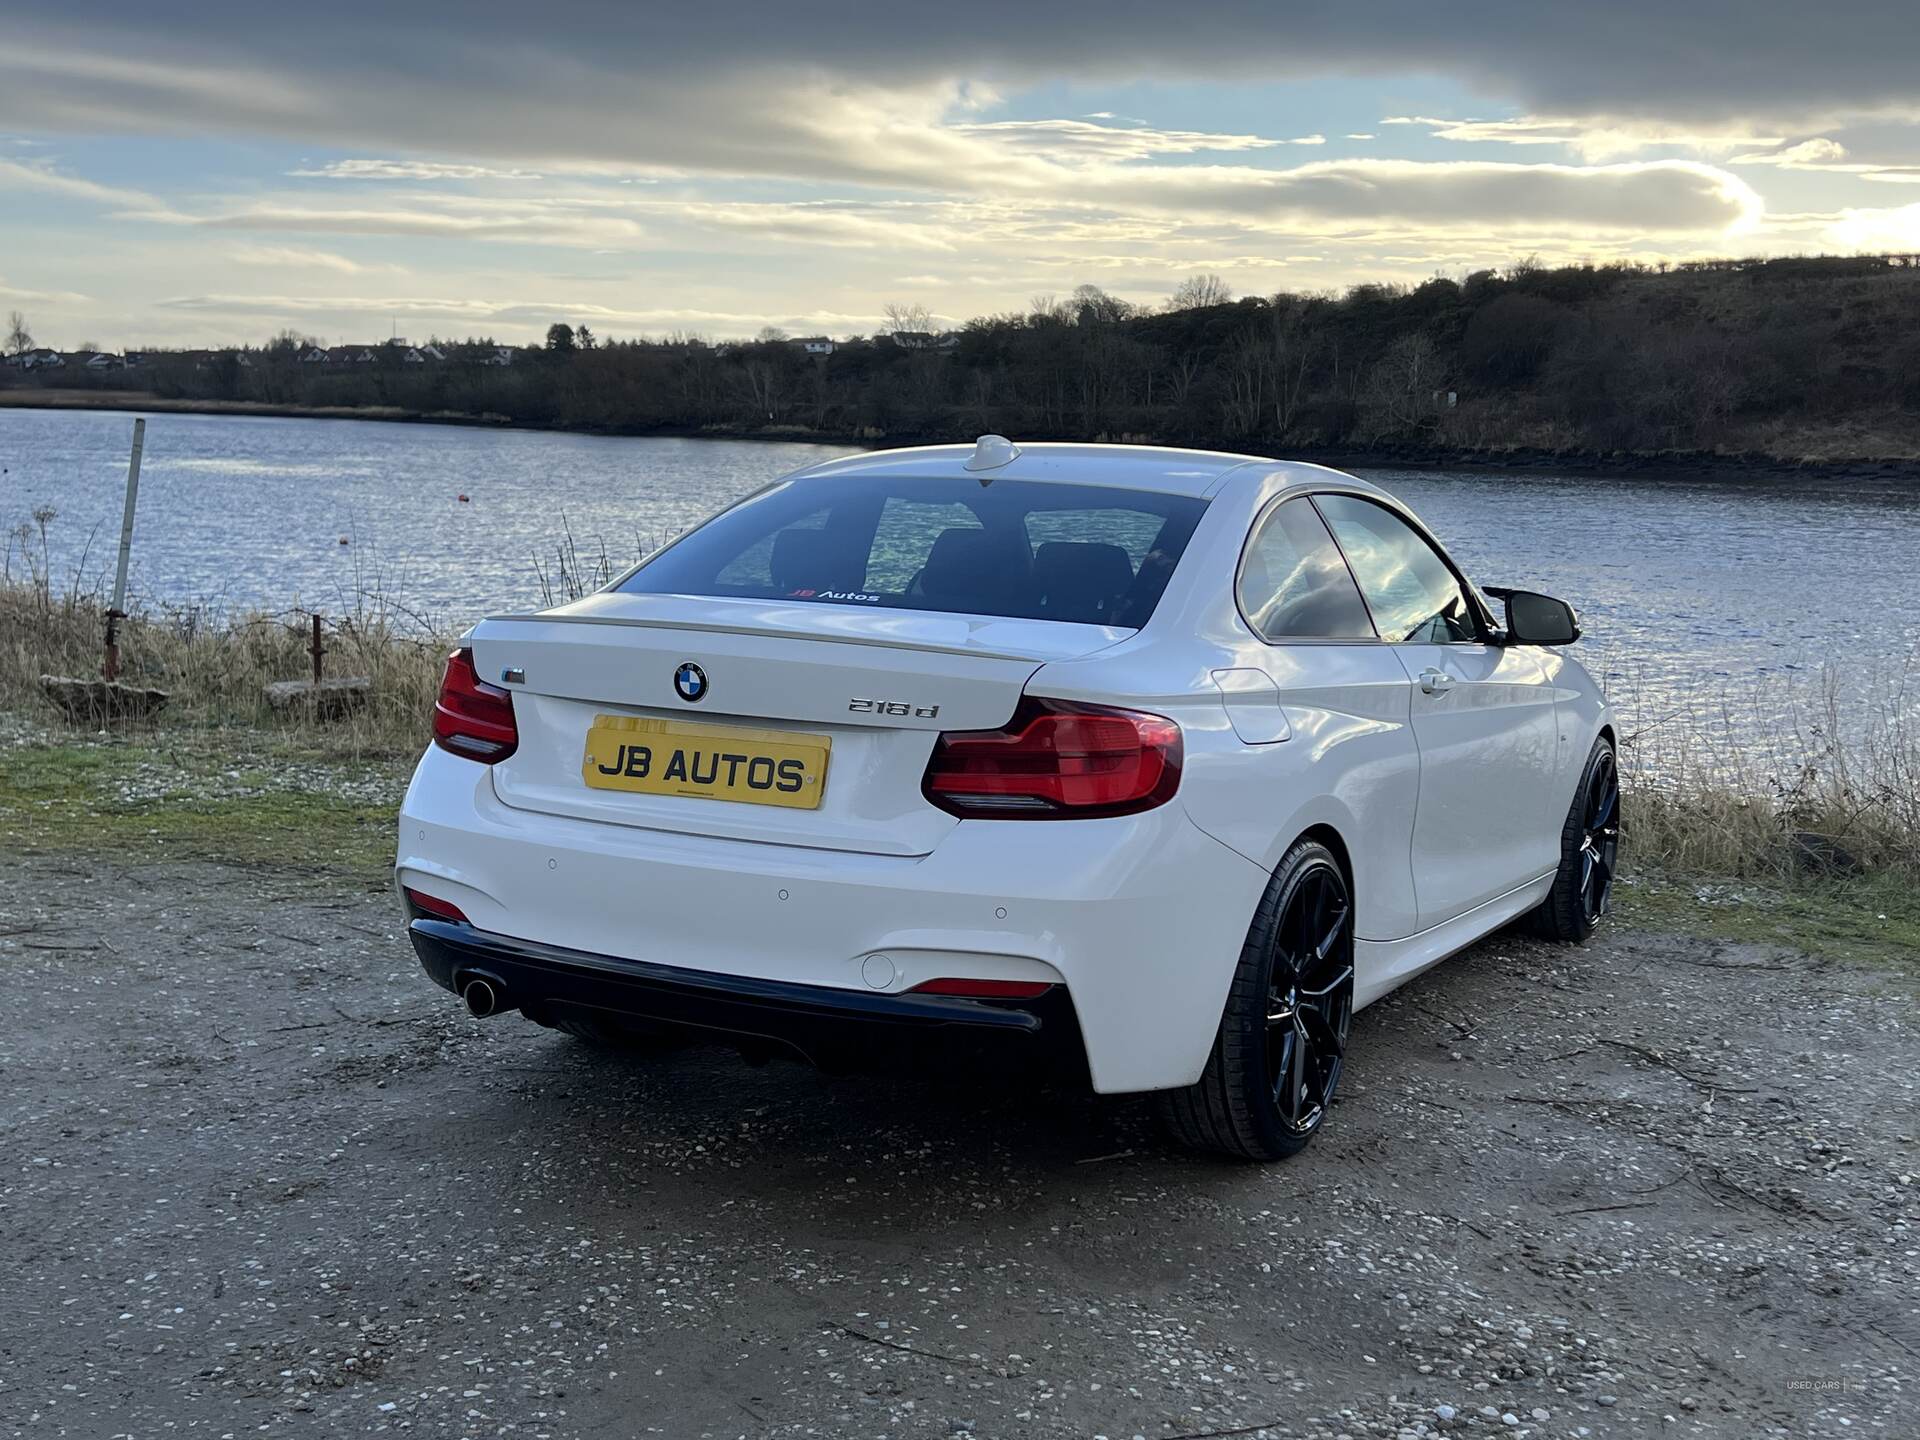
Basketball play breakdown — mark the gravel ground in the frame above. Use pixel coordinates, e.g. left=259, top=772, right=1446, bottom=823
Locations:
left=1, top=855, right=1914, bottom=1440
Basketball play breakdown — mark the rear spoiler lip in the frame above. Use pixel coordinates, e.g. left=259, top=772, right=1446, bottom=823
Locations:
left=472, top=608, right=1136, bottom=666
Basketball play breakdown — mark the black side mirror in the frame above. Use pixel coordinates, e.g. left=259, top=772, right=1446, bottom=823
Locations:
left=1487, top=587, right=1580, bottom=645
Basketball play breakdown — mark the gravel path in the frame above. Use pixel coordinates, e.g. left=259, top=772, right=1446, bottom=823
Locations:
left=1, top=856, right=1914, bottom=1439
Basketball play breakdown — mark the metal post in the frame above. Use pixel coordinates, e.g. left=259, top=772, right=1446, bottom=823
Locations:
left=310, top=613, right=325, bottom=683
left=102, top=417, right=146, bottom=682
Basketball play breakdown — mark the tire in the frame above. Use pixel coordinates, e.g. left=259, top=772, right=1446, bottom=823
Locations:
left=1159, top=839, right=1356, bottom=1162
left=1528, top=735, right=1621, bottom=944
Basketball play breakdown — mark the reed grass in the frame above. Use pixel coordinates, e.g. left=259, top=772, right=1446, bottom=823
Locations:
left=0, top=575, right=446, bottom=758
left=1609, top=653, right=1920, bottom=879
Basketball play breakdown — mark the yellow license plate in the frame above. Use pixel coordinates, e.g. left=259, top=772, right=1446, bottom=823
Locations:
left=581, top=716, right=830, bottom=809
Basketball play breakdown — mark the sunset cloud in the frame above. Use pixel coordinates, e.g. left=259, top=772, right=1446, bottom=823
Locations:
left=0, top=0, right=1913, bottom=346
left=288, top=159, right=546, bottom=182
left=4, top=2, right=1915, bottom=142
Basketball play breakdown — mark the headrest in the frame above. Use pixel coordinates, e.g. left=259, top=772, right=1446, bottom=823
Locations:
left=1034, top=542, right=1135, bottom=616
left=916, top=526, right=1038, bottom=612
left=917, top=527, right=995, bottom=597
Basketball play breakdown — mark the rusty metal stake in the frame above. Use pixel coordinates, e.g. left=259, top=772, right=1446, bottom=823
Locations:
left=309, top=613, right=326, bottom=683
left=103, top=417, right=146, bottom=681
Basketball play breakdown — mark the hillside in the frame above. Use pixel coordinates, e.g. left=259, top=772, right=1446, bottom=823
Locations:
left=9, top=254, right=1920, bottom=463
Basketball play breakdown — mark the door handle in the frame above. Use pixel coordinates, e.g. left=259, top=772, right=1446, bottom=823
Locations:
left=1419, top=668, right=1454, bottom=695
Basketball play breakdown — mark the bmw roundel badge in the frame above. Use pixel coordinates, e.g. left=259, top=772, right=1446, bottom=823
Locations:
left=673, top=661, right=709, bottom=703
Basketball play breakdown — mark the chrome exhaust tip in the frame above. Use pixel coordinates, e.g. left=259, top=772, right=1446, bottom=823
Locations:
left=461, top=976, right=503, bottom=1019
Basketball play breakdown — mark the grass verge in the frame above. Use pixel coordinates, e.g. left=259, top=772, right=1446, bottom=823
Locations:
left=0, top=727, right=405, bottom=886
left=1615, top=871, right=1920, bottom=972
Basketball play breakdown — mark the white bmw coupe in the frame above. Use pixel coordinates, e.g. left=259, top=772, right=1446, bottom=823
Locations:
left=397, top=438, right=1616, bottom=1160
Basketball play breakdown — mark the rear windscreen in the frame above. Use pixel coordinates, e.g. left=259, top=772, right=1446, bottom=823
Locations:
left=617, top=475, right=1207, bottom=627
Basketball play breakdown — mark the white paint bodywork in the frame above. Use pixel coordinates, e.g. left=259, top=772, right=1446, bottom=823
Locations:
left=396, top=442, right=1611, bottom=1093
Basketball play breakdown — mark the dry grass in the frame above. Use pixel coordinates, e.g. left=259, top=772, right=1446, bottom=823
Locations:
left=4, top=565, right=1916, bottom=880
left=0, top=579, right=447, bottom=757
left=1611, top=658, right=1920, bottom=880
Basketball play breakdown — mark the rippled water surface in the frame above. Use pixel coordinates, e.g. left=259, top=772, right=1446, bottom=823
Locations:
left=4, top=407, right=1915, bottom=728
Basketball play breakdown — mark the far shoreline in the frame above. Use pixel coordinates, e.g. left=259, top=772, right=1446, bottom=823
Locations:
left=5, top=386, right=1918, bottom=486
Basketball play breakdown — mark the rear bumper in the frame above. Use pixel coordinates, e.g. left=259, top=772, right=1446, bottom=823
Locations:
left=395, top=744, right=1270, bottom=1092
left=409, top=916, right=1082, bottom=1072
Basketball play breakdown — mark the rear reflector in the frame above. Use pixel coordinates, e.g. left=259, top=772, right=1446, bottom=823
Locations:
left=403, top=887, right=470, bottom=924
left=922, top=696, right=1182, bottom=819
left=432, top=647, right=518, bottom=763
left=908, top=977, right=1055, bottom=999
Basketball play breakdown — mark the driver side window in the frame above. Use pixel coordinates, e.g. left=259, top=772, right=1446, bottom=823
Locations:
left=1314, top=494, right=1479, bottom=644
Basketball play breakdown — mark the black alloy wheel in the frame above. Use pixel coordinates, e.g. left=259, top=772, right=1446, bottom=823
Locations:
left=1578, top=745, right=1621, bottom=925
left=1161, top=839, right=1356, bottom=1161
left=1265, top=860, right=1355, bottom=1136
left=1530, top=736, right=1623, bottom=943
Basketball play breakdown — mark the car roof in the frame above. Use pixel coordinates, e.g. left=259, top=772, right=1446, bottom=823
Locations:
left=785, top=440, right=1390, bottom=501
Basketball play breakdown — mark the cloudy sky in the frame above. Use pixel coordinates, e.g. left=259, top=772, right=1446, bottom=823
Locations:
left=4, top=2, right=1918, bottom=347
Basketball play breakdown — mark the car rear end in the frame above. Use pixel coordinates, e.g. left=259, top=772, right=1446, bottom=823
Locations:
left=395, top=455, right=1271, bottom=1093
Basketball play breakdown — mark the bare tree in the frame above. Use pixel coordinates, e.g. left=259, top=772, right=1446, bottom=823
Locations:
left=1027, top=294, right=1072, bottom=326
left=738, top=355, right=788, bottom=420
left=756, top=325, right=790, bottom=343
left=882, top=301, right=934, bottom=335
left=1166, top=350, right=1204, bottom=411
left=5, top=311, right=31, bottom=356
left=1358, top=333, right=1443, bottom=438
left=1219, top=331, right=1268, bottom=436
left=1072, top=284, right=1133, bottom=326
left=1267, top=299, right=1313, bottom=435
left=1166, top=273, right=1233, bottom=312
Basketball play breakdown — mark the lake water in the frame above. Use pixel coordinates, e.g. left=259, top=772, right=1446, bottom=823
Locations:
left=4, top=406, right=1915, bottom=748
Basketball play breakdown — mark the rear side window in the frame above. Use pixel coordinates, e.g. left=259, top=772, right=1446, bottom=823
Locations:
left=1238, top=498, right=1376, bottom=640
left=618, top=474, right=1207, bottom=627
left=1315, top=494, right=1480, bottom=644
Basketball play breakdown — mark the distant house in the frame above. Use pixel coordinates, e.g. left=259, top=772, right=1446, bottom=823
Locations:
left=407, top=343, right=447, bottom=363
left=326, top=345, right=378, bottom=364
left=299, top=346, right=330, bottom=364
left=81, top=351, right=122, bottom=369
left=12, top=348, right=65, bottom=370
left=793, top=336, right=835, bottom=357
left=479, top=346, right=515, bottom=366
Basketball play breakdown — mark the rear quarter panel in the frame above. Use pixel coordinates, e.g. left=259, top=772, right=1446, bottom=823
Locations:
left=1026, top=466, right=1424, bottom=944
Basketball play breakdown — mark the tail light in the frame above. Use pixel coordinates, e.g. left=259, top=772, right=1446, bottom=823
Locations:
left=922, top=696, right=1181, bottom=819
left=432, top=647, right=518, bottom=763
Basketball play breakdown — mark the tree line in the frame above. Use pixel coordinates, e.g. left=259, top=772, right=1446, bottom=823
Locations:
left=13, top=253, right=1920, bottom=457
